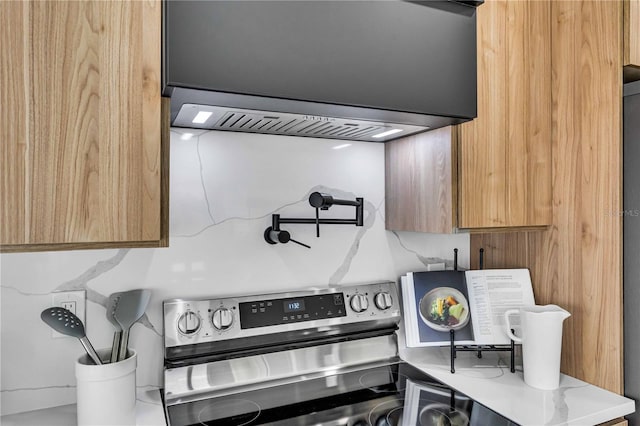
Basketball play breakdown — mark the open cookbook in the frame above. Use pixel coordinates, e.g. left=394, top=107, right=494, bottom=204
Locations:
left=400, top=269, right=535, bottom=347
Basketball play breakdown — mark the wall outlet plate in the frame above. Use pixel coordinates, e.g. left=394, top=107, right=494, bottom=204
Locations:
left=51, top=290, right=86, bottom=339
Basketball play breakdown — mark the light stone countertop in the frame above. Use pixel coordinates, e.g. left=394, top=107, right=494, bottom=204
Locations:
left=0, top=388, right=165, bottom=426
left=400, top=345, right=635, bottom=426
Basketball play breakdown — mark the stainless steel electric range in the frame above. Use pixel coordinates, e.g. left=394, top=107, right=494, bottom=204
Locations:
left=162, top=282, right=516, bottom=426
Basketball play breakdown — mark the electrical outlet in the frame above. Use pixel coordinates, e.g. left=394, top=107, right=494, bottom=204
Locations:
left=61, top=301, right=77, bottom=314
left=51, top=290, right=86, bottom=339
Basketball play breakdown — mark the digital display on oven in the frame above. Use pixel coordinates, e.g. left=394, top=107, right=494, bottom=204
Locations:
left=238, top=292, right=345, bottom=329
left=283, top=299, right=306, bottom=313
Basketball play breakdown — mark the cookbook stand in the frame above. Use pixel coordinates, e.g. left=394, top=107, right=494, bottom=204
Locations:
left=448, top=248, right=516, bottom=374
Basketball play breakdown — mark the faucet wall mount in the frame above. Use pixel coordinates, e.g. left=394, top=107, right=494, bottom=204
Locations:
left=264, top=192, right=364, bottom=248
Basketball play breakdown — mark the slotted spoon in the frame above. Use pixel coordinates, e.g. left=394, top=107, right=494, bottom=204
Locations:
left=41, top=307, right=102, bottom=365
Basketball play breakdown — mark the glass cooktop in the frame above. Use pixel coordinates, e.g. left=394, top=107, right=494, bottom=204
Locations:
left=164, top=362, right=518, bottom=426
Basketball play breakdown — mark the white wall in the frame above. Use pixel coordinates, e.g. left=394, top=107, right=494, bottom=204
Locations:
left=0, top=130, right=469, bottom=415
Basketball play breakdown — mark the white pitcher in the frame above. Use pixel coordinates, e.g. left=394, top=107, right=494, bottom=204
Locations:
left=504, top=305, right=571, bottom=390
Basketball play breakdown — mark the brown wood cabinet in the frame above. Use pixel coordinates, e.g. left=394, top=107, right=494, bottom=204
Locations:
left=624, top=0, right=640, bottom=82
left=599, top=419, right=628, bottom=426
left=385, top=0, right=552, bottom=233
left=385, top=127, right=457, bottom=234
left=471, top=0, right=623, bottom=393
left=458, top=0, right=551, bottom=229
left=0, top=1, right=168, bottom=252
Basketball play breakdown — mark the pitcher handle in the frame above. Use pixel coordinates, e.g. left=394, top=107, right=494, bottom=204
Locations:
left=504, top=309, right=522, bottom=343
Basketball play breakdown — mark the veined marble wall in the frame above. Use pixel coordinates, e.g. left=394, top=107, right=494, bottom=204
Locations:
left=0, top=130, right=469, bottom=415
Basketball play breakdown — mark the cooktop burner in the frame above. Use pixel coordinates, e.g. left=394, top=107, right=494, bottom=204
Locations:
left=367, top=399, right=404, bottom=426
left=367, top=398, right=474, bottom=426
left=164, top=362, right=517, bottom=426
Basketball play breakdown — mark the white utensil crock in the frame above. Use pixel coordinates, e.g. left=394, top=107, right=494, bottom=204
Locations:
left=75, top=348, right=136, bottom=425
left=504, top=305, right=570, bottom=390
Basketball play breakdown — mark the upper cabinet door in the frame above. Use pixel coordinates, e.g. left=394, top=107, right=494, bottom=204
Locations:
left=385, top=0, right=552, bottom=234
left=457, top=0, right=552, bottom=229
left=624, top=0, right=640, bottom=82
left=1, top=1, right=166, bottom=251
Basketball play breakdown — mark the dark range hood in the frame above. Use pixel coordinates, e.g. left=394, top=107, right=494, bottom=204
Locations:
left=163, top=1, right=480, bottom=142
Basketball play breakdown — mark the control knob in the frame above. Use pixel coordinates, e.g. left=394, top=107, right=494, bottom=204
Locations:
left=349, top=294, right=369, bottom=313
left=212, top=307, right=234, bottom=330
left=177, top=310, right=201, bottom=335
left=374, top=292, right=393, bottom=310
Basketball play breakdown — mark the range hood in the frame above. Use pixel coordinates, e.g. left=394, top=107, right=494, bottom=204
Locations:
left=163, top=1, right=480, bottom=142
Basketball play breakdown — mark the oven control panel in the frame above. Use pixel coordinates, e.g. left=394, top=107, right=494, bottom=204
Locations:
left=239, top=293, right=347, bottom=329
left=163, top=281, right=399, bottom=348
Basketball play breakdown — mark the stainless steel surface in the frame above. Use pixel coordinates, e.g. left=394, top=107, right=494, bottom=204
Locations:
left=78, top=336, right=102, bottom=367
left=163, top=334, right=399, bottom=406
left=163, top=282, right=399, bottom=349
left=106, top=292, right=122, bottom=363
left=173, top=105, right=430, bottom=142
left=114, top=289, right=151, bottom=362
left=165, top=363, right=414, bottom=426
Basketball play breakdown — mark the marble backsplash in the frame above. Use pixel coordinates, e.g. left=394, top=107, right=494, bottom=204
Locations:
left=0, top=130, right=469, bottom=415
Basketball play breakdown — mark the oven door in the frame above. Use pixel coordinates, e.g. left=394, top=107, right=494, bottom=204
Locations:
left=164, top=363, right=405, bottom=426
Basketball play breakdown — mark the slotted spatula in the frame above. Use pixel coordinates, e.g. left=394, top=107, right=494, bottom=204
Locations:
left=114, top=289, right=151, bottom=362
left=41, top=307, right=102, bottom=365
left=106, top=292, right=122, bottom=363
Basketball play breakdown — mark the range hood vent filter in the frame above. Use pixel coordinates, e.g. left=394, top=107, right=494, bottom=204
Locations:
left=173, top=105, right=429, bottom=142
